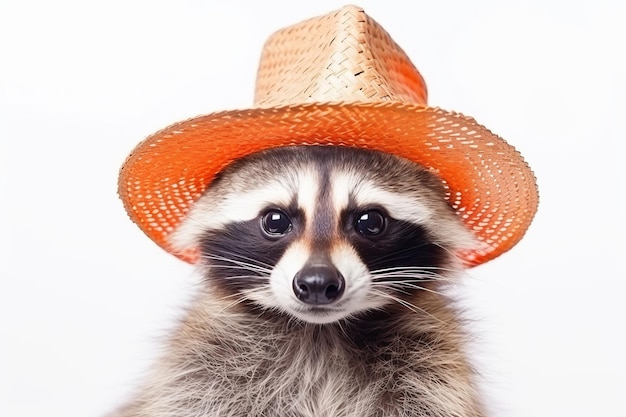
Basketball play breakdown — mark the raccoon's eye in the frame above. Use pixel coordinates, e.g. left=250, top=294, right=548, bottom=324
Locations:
left=355, top=210, right=386, bottom=236
left=261, top=210, right=293, bottom=237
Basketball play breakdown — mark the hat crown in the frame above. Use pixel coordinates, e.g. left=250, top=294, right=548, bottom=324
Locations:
left=254, top=5, right=428, bottom=107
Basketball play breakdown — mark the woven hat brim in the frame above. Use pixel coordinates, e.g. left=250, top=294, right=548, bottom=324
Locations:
left=118, top=102, right=538, bottom=266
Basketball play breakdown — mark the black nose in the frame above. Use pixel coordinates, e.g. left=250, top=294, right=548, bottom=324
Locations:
left=293, top=264, right=345, bottom=305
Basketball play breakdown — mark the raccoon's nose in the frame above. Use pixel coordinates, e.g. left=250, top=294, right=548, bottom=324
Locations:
left=292, top=264, right=345, bottom=305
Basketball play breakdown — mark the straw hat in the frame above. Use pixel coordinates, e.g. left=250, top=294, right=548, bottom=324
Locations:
left=118, top=5, right=538, bottom=267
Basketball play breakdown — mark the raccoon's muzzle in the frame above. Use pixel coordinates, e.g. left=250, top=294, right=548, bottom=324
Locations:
left=292, top=254, right=345, bottom=305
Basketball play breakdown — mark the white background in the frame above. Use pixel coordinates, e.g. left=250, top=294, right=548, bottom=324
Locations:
left=1, top=1, right=624, bottom=416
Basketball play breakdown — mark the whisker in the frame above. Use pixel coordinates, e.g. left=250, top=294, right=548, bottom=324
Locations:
left=201, top=251, right=275, bottom=271
left=201, top=254, right=273, bottom=275
left=364, top=241, right=446, bottom=268
left=365, top=240, right=467, bottom=273
left=373, top=280, right=446, bottom=296
left=372, top=271, right=444, bottom=280
left=371, top=265, right=458, bottom=275
left=216, top=292, right=249, bottom=310
left=369, top=263, right=460, bottom=298
left=369, top=288, right=444, bottom=324
left=213, top=286, right=274, bottom=314
left=372, top=271, right=453, bottom=284
left=205, top=265, right=272, bottom=277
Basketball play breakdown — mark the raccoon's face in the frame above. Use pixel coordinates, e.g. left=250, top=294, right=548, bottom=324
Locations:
left=171, top=146, right=477, bottom=324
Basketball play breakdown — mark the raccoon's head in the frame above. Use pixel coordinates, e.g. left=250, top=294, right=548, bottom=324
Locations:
left=171, top=146, right=477, bottom=324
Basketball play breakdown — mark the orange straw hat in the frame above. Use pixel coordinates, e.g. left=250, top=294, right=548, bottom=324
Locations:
left=119, top=5, right=538, bottom=267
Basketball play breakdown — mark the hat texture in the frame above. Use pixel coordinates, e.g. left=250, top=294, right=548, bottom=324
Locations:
left=119, top=5, right=538, bottom=266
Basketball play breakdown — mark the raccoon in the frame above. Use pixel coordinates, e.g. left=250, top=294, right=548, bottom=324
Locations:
left=111, top=145, right=486, bottom=417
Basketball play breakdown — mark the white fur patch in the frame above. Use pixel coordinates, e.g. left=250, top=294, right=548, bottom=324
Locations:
left=331, top=169, right=479, bottom=252
left=265, top=241, right=310, bottom=314
left=296, top=168, right=319, bottom=228
left=330, top=170, right=433, bottom=224
left=330, top=243, right=387, bottom=313
left=169, top=168, right=319, bottom=251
